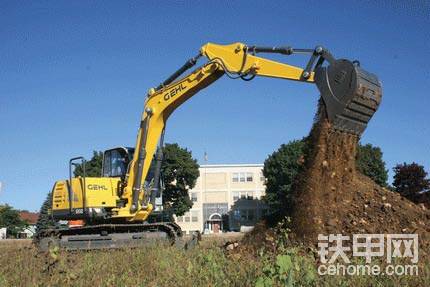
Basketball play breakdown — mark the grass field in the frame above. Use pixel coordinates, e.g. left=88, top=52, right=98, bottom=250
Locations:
left=0, top=239, right=260, bottom=287
left=0, top=237, right=428, bottom=286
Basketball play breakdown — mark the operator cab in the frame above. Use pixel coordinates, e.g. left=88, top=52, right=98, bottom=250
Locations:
left=102, top=147, right=134, bottom=178
left=102, top=146, right=159, bottom=187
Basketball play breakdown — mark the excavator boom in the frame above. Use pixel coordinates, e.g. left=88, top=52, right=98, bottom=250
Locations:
left=126, top=42, right=382, bottom=220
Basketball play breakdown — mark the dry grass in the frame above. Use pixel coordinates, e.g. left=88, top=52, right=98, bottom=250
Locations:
left=0, top=240, right=260, bottom=287
left=0, top=238, right=428, bottom=287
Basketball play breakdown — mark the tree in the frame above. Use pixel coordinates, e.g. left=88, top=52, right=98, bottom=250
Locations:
left=161, top=143, right=200, bottom=216
left=393, top=162, right=430, bottom=202
left=74, top=151, right=103, bottom=177
left=35, top=192, right=57, bottom=237
left=262, top=140, right=307, bottom=220
left=0, top=205, right=27, bottom=237
left=356, top=143, right=388, bottom=187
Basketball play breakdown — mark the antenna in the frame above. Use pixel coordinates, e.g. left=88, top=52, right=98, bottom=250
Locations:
left=204, top=151, right=208, bottom=164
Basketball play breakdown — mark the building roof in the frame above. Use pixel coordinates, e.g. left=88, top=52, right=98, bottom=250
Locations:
left=200, top=163, right=263, bottom=168
left=19, top=211, right=39, bottom=225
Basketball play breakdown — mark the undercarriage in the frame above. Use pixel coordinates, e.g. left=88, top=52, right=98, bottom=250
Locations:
left=35, top=222, right=199, bottom=251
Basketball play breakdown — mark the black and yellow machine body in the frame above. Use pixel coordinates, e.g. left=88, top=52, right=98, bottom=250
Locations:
left=51, top=147, right=134, bottom=222
left=52, top=177, right=120, bottom=220
left=40, top=42, right=382, bottom=250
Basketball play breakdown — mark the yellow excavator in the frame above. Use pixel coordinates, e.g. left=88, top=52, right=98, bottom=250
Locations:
left=37, top=42, right=382, bottom=250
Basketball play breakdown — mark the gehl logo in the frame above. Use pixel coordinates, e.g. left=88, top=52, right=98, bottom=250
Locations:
left=87, top=184, right=108, bottom=191
left=164, top=83, right=187, bottom=101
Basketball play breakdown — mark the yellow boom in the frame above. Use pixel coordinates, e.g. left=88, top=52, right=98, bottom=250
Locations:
left=120, top=42, right=381, bottom=221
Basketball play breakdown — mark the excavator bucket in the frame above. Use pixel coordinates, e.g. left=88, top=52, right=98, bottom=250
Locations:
left=314, top=59, right=382, bottom=135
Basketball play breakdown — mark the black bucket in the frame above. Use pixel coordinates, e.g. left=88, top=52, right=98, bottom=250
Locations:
left=314, top=59, right=382, bottom=136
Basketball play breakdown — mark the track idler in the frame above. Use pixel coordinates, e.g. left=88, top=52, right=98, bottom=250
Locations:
left=314, top=59, right=382, bottom=136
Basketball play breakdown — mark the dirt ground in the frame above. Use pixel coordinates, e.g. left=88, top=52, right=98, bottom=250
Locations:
left=290, top=105, right=430, bottom=252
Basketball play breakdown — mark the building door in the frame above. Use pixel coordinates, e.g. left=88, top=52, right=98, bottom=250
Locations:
left=207, top=213, right=222, bottom=234
left=212, top=222, right=220, bottom=233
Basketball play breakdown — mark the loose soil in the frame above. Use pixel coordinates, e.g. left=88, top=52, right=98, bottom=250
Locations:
left=291, top=104, right=430, bottom=251
left=241, top=103, right=430, bottom=255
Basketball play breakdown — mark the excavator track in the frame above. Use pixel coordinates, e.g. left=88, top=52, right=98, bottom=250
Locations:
left=35, top=222, right=197, bottom=251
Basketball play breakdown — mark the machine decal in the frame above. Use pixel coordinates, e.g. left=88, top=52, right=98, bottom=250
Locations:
left=87, top=184, right=109, bottom=191
left=163, top=83, right=187, bottom=101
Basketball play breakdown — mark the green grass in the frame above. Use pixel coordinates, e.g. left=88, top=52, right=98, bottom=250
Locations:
left=0, top=239, right=428, bottom=287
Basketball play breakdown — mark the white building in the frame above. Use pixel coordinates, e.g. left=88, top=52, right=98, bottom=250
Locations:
left=0, top=227, right=6, bottom=240
left=18, top=211, right=39, bottom=239
left=18, top=226, right=36, bottom=239
left=175, top=164, right=267, bottom=234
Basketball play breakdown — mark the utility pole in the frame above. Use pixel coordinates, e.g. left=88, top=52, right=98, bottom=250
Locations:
left=203, top=151, right=208, bottom=233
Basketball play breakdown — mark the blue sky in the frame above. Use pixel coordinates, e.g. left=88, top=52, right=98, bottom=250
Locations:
left=1, top=1, right=429, bottom=211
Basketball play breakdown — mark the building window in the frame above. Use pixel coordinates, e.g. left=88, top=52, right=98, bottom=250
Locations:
left=177, top=216, right=183, bottom=222
left=191, top=192, right=198, bottom=202
left=248, top=209, right=255, bottom=221
left=260, top=171, right=265, bottom=182
left=238, top=209, right=255, bottom=221
left=183, top=212, right=190, bottom=222
left=233, top=209, right=240, bottom=219
left=233, top=191, right=254, bottom=201
left=232, top=191, right=239, bottom=201
left=240, top=211, right=247, bottom=221
left=246, top=173, right=253, bottom=182
left=232, top=172, right=253, bottom=183
left=232, top=173, right=239, bottom=182
left=191, top=211, right=199, bottom=222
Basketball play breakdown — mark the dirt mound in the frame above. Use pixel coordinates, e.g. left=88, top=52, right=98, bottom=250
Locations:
left=291, top=104, right=430, bottom=250
left=237, top=221, right=277, bottom=252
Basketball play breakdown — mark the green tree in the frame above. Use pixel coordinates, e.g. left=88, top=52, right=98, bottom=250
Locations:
left=262, top=140, right=307, bottom=219
left=356, top=143, right=388, bottom=187
left=74, top=151, right=103, bottom=177
left=0, top=205, right=27, bottom=237
left=393, top=162, right=430, bottom=202
left=35, top=192, right=57, bottom=237
left=161, top=143, right=200, bottom=216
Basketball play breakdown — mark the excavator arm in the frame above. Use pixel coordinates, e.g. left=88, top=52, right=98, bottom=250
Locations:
left=120, top=42, right=382, bottom=221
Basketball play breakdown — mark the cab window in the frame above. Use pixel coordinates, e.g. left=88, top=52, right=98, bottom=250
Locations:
left=102, top=149, right=128, bottom=177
